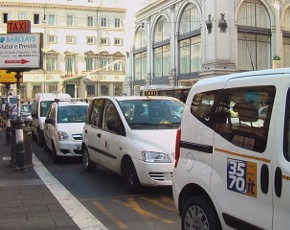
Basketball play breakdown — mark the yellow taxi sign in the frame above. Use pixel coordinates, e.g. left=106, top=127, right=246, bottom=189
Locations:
left=144, top=90, right=157, bottom=96
left=0, top=70, right=21, bottom=83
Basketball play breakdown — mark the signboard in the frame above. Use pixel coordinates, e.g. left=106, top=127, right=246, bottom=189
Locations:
left=144, top=90, right=157, bottom=96
left=0, top=70, right=22, bottom=83
left=0, top=33, right=43, bottom=70
left=7, top=20, right=31, bottom=33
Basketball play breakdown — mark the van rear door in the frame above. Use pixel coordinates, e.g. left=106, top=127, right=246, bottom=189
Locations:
left=211, top=76, right=275, bottom=229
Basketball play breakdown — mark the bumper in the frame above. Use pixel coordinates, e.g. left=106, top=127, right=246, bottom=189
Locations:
left=133, top=159, right=173, bottom=186
left=56, top=141, right=82, bottom=157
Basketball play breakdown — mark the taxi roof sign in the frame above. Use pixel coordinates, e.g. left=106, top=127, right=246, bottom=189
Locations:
left=7, top=20, right=31, bottom=33
left=144, top=90, right=157, bottom=96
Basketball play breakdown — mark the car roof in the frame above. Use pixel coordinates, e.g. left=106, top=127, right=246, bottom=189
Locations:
left=54, top=101, right=88, bottom=107
left=91, top=96, right=182, bottom=102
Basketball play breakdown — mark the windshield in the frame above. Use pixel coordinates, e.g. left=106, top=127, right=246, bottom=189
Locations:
left=119, top=99, right=184, bottom=129
left=57, top=105, right=88, bottom=123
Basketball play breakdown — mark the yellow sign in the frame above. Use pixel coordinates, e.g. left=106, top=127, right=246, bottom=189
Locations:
left=144, top=90, right=157, bottom=96
left=0, top=70, right=19, bottom=83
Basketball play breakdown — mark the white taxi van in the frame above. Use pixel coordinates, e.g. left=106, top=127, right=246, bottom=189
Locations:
left=31, top=92, right=71, bottom=146
left=82, top=96, right=184, bottom=193
left=173, top=68, right=290, bottom=230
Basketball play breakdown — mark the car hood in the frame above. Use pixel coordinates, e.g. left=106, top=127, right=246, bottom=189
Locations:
left=130, top=129, right=177, bottom=156
left=56, top=123, right=85, bottom=134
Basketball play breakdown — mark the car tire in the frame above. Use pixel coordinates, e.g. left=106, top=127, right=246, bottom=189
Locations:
left=181, top=195, right=222, bottom=230
left=37, top=127, right=44, bottom=146
left=82, top=146, right=95, bottom=171
left=52, top=143, right=60, bottom=163
left=122, top=159, right=142, bottom=193
left=44, top=140, right=50, bottom=152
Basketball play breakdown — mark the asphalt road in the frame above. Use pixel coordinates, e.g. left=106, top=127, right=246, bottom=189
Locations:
left=33, top=141, right=181, bottom=230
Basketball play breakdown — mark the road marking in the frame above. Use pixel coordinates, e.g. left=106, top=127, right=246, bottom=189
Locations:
left=32, top=154, right=107, bottom=230
left=92, top=200, right=128, bottom=229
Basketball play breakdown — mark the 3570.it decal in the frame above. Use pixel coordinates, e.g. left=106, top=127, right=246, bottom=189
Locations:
left=227, top=158, right=257, bottom=197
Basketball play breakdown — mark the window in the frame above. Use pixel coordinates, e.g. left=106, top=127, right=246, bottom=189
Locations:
left=34, top=14, right=40, bottom=24
left=284, top=89, right=290, bottom=161
left=178, top=4, right=201, bottom=74
left=115, top=18, right=121, bottom=28
left=66, top=15, right=73, bottom=26
left=47, top=35, right=57, bottom=43
left=46, top=54, right=57, bottom=71
left=65, top=55, right=75, bottom=76
left=190, top=86, right=276, bottom=152
left=113, top=59, right=122, bottom=71
left=18, top=12, right=26, bottom=20
left=101, top=38, right=108, bottom=45
left=101, top=84, right=109, bottom=95
left=153, top=45, right=170, bottom=78
left=86, top=56, right=95, bottom=71
left=101, top=17, right=107, bottom=27
left=48, top=14, right=56, bottom=25
left=3, top=13, right=8, bottom=23
left=66, top=36, right=75, bottom=44
left=102, top=100, right=123, bottom=133
left=153, top=16, right=170, bottom=78
left=237, top=0, right=271, bottom=71
left=114, top=38, right=122, bottom=46
left=86, top=36, right=95, bottom=44
left=88, top=0, right=93, bottom=2
left=87, top=16, right=94, bottom=27
left=100, top=58, right=109, bottom=70
left=134, top=52, right=147, bottom=81
left=87, top=85, right=95, bottom=97
left=88, top=99, right=104, bottom=126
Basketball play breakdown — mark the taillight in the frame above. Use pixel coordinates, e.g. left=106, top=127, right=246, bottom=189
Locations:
left=174, top=127, right=181, bottom=168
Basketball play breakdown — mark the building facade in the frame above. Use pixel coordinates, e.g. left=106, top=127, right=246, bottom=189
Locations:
left=0, top=0, right=128, bottom=100
left=129, top=0, right=290, bottom=94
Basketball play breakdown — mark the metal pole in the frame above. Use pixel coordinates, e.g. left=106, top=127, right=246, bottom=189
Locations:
left=15, top=72, right=25, bottom=170
left=5, top=83, right=11, bottom=144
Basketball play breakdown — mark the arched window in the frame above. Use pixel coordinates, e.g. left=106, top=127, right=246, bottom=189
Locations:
left=237, top=0, right=271, bottom=71
left=153, top=16, right=170, bottom=78
left=178, top=4, right=201, bottom=75
left=134, top=27, right=147, bottom=81
left=283, top=7, right=290, bottom=67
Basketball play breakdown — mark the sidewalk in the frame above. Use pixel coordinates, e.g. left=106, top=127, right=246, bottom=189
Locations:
left=0, top=127, right=80, bottom=230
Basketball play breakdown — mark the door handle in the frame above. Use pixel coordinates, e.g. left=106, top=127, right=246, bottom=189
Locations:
left=260, top=164, right=269, bottom=194
left=84, top=129, right=87, bottom=133
left=97, top=133, right=101, bottom=138
left=274, top=167, right=282, bottom=197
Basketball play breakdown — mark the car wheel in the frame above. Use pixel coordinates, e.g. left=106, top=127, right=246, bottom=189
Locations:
left=122, top=159, right=142, bottom=193
left=44, top=140, right=50, bottom=152
left=52, top=143, right=60, bottom=163
left=37, top=128, right=44, bottom=146
left=82, top=146, right=95, bottom=171
left=181, top=195, right=221, bottom=230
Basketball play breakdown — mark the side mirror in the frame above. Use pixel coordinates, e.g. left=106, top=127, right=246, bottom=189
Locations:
left=45, top=118, right=54, bottom=125
left=32, top=113, right=38, bottom=119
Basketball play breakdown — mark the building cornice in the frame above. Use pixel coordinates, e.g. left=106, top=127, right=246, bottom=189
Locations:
left=0, top=2, right=126, bottom=13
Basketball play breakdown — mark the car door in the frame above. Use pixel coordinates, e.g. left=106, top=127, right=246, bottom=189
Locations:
left=272, top=86, right=290, bottom=229
left=83, top=98, right=105, bottom=163
left=44, top=104, right=56, bottom=150
left=211, top=78, right=275, bottom=229
left=97, top=99, right=125, bottom=172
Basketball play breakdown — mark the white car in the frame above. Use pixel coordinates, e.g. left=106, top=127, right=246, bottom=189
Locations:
left=44, top=100, right=88, bottom=163
left=82, top=96, right=184, bottom=193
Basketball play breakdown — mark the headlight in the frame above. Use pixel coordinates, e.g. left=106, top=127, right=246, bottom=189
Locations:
left=58, top=131, right=70, bottom=141
left=142, top=151, right=172, bottom=163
